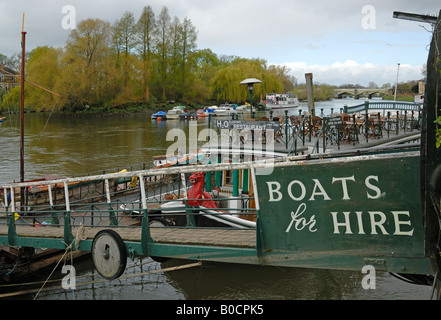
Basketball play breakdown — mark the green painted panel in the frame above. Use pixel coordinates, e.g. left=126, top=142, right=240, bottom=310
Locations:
left=256, top=154, right=426, bottom=267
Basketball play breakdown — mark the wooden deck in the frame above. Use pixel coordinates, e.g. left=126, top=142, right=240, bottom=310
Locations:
left=0, top=225, right=256, bottom=249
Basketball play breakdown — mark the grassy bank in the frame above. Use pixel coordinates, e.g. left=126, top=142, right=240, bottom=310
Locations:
left=381, top=95, right=415, bottom=102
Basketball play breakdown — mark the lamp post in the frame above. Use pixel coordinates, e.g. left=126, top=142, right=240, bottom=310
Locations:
left=239, top=78, right=262, bottom=119
left=394, top=63, right=400, bottom=101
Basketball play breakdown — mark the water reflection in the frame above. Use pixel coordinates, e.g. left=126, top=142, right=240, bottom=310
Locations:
left=20, top=257, right=433, bottom=300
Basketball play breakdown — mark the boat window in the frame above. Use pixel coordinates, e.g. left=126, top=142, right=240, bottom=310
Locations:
left=223, top=166, right=242, bottom=187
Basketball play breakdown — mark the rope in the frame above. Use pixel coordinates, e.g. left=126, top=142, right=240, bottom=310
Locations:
left=32, top=223, right=87, bottom=300
left=32, top=243, right=71, bottom=300
left=35, top=102, right=56, bottom=147
left=74, top=223, right=87, bottom=250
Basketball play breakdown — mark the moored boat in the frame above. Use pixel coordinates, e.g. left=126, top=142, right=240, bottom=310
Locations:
left=196, top=109, right=207, bottom=117
left=203, top=105, right=218, bottom=116
left=214, top=103, right=237, bottom=116
left=179, top=112, right=198, bottom=120
left=151, top=111, right=167, bottom=120
left=264, top=93, right=299, bottom=109
left=167, top=106, right=186, bottom=119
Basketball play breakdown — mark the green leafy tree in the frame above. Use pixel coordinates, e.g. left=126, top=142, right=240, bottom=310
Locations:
left=210, top=58, right=288, bottom=103
left=112, top=11, right=137, bottom=87
left=58, top=18, right=113, bottom=108
left=26, top=46, right=62, bottom=110
left=180, top=18, right=197, bottom=101
left=156, top=6, right=171, bottom=102
left=136, top=6, right=157, bottom=102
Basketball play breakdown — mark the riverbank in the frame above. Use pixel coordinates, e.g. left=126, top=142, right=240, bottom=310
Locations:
left=0, top=93, right=418, bottom=117
left=0, top=101, right=211, bottom=116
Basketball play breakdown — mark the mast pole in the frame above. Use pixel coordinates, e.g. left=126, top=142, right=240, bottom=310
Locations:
left=20, top=15, right=26, bottom=207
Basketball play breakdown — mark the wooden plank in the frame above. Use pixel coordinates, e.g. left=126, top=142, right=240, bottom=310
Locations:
left=0, top=225, right=255, bottom=248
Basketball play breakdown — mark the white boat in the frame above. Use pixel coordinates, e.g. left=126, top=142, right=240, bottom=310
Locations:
left=167, top=106, right=186, bottom=119
left=235, top=104, right=255, bottom=113
left=202, top=106, right=217, bottom=116
left=264, top=93, right=299, bottom=109
left=214, top=103, right=237, bottom=116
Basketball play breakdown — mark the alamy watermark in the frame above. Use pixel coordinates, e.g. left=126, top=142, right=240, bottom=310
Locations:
left=361, top=5, right=376, bottom=30
left=61, top=5, right=76, bottom=30
left=361, top=265, right=376, bottom=290
left=61, top=265, right=76, bottom=290
left=165, top=121, right=276, bottom=175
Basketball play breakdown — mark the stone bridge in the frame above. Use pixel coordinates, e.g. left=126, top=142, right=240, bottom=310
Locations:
left=334, top=88, right=390, bottom=99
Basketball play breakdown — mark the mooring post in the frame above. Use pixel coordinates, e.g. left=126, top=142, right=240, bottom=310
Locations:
left=7, top=187, right=16, bottom=246
left=47, top=184, right=60, bottom=226
left=139, top=175, right=153, bottom=257
left=404, top=110, right=408, bottom=133
left=105, top=179, right=118, bottom=226
left=352, top=114, right=357, bottom=145
left=63, top=182, right=73, bottom=247
left=387, top=112, right=391, bottom=138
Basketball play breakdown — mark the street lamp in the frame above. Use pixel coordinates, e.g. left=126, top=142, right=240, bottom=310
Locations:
left=394, top=63, right=400, bottom=101
left=239, top=78, right=262, bottom=119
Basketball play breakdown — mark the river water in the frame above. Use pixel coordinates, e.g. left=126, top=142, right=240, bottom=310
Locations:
left=0, top=99, right=434, bottom=300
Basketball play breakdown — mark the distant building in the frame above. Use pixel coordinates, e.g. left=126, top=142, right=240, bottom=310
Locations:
left=415, top=81, right=425, bottom=103
left=418, top=81, right=425, bottom=95
left=0, top=64, right=19, bottom=91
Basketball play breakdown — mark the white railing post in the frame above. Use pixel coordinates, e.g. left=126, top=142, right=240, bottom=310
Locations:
left=105, top=179, right=111, bottom=204
left=139, top=175, right=147, bottom=210
left=3, top=188, right=8, bottom=208
left=48, top=184, right=54, bottom=208
left=10, top=187, right=15, bottom=213
left=64, top=182, right=70, bottom=212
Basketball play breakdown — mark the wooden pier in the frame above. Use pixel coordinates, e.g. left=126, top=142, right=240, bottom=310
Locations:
left=0, top=225, right=256, bottom=248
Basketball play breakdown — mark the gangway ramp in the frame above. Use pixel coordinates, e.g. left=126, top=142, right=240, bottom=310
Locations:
left=0, top=225, right=255, bottom=248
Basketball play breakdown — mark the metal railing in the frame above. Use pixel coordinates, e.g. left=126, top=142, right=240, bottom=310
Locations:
left=0, top=162, right=264, bottom=248
left=207, top=101, right=422, bottom=157
left=344, top=100, right=423, bottom=114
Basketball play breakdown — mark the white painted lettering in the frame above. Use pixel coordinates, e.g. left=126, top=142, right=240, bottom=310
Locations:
left=369, top=211, right=389, bottom=235
left=267, top=182, right=282, bottom=202
left=329, top=211, right=415, bottom=236
left=355, top=211, right=365, bottom=234
left=391, top=211, right=414, bottom=236
left=286, top=203, right=317, bottom=233
left=309, top=179, right=331, bottom=201
left=331, top=212, right=353, bottom=234
left=332, top=176, right=355, bottom=200
left=287, top=180, right=306, bottom=201
left=365, top=175, right=383, bottom=199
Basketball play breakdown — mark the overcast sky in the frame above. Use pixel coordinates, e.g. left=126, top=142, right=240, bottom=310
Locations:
left=0, top=0, right=439, bottom=86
